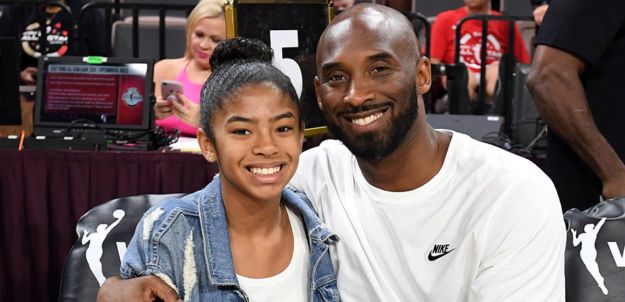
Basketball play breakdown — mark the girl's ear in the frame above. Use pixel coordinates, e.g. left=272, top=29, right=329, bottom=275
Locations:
left=197, top=128, right=217, bottom=163
left=299, top=121, right=305, bottom=144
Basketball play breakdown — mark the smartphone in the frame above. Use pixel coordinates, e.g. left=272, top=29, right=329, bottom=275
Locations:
left=161, top=80, right=184, bottom=103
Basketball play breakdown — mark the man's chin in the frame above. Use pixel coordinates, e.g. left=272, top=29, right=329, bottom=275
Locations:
left=338, top=132, right=390, bottom=160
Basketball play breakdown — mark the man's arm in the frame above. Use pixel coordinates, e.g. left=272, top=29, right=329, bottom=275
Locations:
left=97, top=276, right=180, bottom=302
left=527, top=45, right=625, bottom=199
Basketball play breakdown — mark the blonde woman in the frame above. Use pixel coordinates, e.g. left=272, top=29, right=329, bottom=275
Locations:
left=154, top=0, right=226, bottom=136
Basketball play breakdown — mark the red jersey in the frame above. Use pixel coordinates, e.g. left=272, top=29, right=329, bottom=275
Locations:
left=430, top=7, right=530, bottom=73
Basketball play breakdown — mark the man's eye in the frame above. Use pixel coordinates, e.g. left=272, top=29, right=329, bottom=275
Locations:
left=329, top=74, right=345, bottom=81
left=233, top=129, right=251, bottom=135
left=372, top=66, right=389, bottom=73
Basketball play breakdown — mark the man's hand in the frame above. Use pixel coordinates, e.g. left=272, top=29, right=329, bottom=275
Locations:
left=20, top=67, right=38, bottom=85
left=532, top=4, right=548, bottom=26
left=97, top=276, right=181, bottom=302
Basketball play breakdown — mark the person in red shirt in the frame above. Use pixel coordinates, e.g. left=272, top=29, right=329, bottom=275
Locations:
left=430, top=0, right=530, bottom=107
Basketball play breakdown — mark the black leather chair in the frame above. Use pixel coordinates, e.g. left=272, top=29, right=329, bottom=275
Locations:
left=58, top=193, right=185, bottom=302
left=564, top=197, right=625, bottom=301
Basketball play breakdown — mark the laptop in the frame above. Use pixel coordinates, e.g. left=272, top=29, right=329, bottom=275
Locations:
left=34, top=56, right=154, bottom=141
left=426, top=114, right=504, bottom=142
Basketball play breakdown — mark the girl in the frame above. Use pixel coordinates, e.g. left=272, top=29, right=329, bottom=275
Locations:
left=153, top=0, right=226, bottom=136
left=121, top=37, right=340, bottom=302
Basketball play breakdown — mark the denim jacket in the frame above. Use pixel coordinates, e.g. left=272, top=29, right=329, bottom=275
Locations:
left=121, top=175, right=340, bottom=301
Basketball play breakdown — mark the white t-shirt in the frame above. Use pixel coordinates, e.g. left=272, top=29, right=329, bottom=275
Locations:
left=237, top=207, right=310, bottom=301
left=290, top=131, right=566, bottom=302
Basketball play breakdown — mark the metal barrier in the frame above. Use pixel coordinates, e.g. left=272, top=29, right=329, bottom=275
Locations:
left=77, top=2, right=195, bottom=59
left=453, top=14, right=533, bottom=116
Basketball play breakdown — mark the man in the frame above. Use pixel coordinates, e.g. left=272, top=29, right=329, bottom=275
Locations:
left=527, top=0, right=625, bottom=211
left=430, top=0, right=530, bottom=108
left=0, top=0, right=106, bottom=84
left=98, top=4, right=565, bottom=301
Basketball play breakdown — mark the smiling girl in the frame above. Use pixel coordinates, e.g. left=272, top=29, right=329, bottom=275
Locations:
left=120, top=38, right=340, bottom=302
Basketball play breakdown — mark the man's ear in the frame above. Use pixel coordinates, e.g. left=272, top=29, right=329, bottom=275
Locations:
left=314, top=76, right=323, bottom=111
left=416, top=57, right=432, bottom=95
left=197, top=128, right=217, bottom=163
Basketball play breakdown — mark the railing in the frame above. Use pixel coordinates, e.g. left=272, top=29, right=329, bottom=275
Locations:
left=77, top=2, right=195, bottom=59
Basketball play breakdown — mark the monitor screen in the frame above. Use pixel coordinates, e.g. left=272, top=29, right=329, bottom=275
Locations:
left=0, top=37, right=21, bottom=125
left=34, top=56, right=153, bottom=135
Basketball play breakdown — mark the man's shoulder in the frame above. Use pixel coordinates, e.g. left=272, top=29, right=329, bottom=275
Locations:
left=452, top=132, right=547, bottom=182
left=435, top=7, right=466, bottom=23
left=301, top=139, right=352, bottom=164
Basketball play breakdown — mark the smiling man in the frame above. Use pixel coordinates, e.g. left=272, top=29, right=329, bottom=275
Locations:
left=289, top=4, right=565, bottom=301
left=97, top=4, right=565, bottom=302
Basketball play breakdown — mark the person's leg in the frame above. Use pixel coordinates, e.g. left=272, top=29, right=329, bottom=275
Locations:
left=484, top=60, right=500, bottom=105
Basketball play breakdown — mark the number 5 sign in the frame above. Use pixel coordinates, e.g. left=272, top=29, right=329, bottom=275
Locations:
left=270, top=30, right=302, bottom=98
left=224, top=0, right=333, bottom=129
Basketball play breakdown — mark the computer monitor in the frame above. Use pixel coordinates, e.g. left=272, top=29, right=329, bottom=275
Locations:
left=0, top=37, right=21, bottom=125
left=34, top=56, right=154, bottom=138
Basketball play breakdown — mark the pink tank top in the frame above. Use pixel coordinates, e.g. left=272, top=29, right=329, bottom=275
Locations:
left=155, top=62, right=204, bottom=137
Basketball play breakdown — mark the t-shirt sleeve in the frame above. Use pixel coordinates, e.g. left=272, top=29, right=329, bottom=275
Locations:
left=430, top=12, right=452, bottom=62
left=512, top=24, right=531, bottom=64
left=535, top=0, right=625, bottom=66
left=470, top=176, right=566, bottom=301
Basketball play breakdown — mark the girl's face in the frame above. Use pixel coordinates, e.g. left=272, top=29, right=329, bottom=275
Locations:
left=198, top=83, right=304, bottom=203
left=189, top=17, right=226, bottom=69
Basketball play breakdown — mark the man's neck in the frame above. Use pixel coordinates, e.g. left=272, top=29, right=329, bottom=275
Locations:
left=465, top=4, right=491, bottom=15
left=355, top=115, right=451, bottom=192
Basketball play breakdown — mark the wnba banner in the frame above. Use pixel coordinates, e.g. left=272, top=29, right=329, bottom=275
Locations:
left=564, top=197, right=625, bottom=301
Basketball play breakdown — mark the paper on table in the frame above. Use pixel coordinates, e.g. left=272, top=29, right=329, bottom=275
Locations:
left=169, top=137, right=201, bottom=153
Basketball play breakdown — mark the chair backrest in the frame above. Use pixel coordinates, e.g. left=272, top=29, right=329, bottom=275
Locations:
left=564, top=197, right=625, bottom=301
left=58, top=193, right=185, bottom=302
left=112, top=16, right=187, bottom=60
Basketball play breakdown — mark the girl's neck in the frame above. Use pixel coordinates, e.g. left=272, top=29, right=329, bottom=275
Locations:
left=222, top=188, right=285, bottom=237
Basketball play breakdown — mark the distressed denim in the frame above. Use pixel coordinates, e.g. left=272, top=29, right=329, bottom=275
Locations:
left=121, top=175, right=340, bottom=301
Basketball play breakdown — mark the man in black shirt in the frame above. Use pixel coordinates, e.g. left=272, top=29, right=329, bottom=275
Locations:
left=527, top=0, right=625, bottom=211
left=0, top=0, right=106, bottom=84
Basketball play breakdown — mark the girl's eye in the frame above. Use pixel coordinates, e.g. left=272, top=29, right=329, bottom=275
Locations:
left=233, top=129, right=251, bottom=135
left=195, top=32, right=204, bottom=38
left=277, top=126, right=292, bottom=133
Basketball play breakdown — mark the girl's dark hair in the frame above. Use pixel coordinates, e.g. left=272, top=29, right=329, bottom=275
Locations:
left=200, top=37, right=300, bottom=140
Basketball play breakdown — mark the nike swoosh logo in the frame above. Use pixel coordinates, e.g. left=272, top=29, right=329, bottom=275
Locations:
left=428, top=248, right=455, bottom=261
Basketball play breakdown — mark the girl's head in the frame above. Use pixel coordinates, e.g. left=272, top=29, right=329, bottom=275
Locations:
left=185, top=0, right=226, bottom=68
left=198, top=37, right=303, bottom=201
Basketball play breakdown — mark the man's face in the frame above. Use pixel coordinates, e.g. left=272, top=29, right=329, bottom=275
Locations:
left=314, top=15, right=420, bottom=160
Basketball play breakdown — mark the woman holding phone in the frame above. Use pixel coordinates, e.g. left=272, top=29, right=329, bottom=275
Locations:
left=153, top=0, right=226, bottom=137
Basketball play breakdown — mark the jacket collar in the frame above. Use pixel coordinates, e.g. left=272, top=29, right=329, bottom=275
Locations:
left=198, top=175, right=338, bottom=286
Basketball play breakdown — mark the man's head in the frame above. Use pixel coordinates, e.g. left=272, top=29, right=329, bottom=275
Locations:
left=314, top=4, right=431, bottom=161
left=463, top=0, right=490, bottom=11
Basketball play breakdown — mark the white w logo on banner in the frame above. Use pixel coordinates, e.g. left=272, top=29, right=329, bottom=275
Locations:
left=570, top=217, right=608, bottom=295
left=81, top=209, right=126, bottom=286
